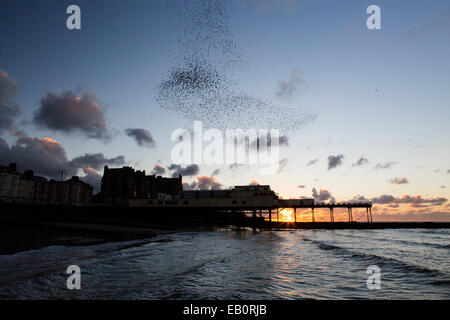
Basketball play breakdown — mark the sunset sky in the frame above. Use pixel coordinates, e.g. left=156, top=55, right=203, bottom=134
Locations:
left=0, top=0, right=449, bottom=221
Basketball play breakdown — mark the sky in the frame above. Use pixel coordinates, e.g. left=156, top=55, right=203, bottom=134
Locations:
left=0, top=0, right=449, bottom=221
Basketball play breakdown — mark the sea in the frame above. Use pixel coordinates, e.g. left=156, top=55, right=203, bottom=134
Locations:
left=0, top=228, right=449, bottom=299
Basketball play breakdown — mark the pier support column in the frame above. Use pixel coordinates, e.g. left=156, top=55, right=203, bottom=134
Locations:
left=294, top=208, right=297, bottom=223
left=330, top=207, right=334, bottom=222
left=312, top=207, right=315, bottom=223
left=366, top=207, right=370, bottom=223
left=348, top=207, right=353, bottom=222
left=252, top=210, right=256, bottom=219
left=269, top=209, right=272, bottom=222
left=277, top=209, right=279, bottom=222
left=369, top=207, right=373, bottom=223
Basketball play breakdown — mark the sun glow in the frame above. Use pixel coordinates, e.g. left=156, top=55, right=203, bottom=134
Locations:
left=279, top=208, right=295, bottom=222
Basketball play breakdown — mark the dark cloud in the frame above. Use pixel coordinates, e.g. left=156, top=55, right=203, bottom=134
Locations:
left=306, top=158, right=318, bottom=166
left=168, top=164, right=200, bottom=177
left=312, top=187, right=335, bottom=204
left=125, top=128, right=155, bottom=147
left=245, top=133, right=290, bottom=153
left=276, top=68, right=308, bottom=100
left=33, top=91, right=111, bottom=141
left=327, top=154, right=344, bottom=170
left=0, top=70, right=21, bottom=134
left=69, top=153, right=125, bottom=171
left=0, top=136, right=74, bottom=178
left=151, top=164, right=166, bottom=175
left=0, top=135, right=124, bottom=184
left=441, top=186, right=446, bottom=189
left=211, top=169, right=220, bottom=176
left=352, top=156, right=369, bottom=167
left=297, top=185, right=305, bottom=189
left=447, top=169, right=450, bottom=174
left=375, top=161, right=397, bottom=169
left=279, top=135, right=289, bottom=147
left=389, top=177, right=409, bottom=185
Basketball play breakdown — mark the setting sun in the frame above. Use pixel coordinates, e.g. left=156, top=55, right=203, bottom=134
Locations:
left=279, top=208, right=294, bottom=222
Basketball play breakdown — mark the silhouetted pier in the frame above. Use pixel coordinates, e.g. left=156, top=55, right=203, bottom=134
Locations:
left=254, top=200, right=373, bottom=223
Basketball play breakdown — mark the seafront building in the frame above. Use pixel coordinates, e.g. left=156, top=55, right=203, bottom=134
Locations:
left=100, top=165, right=183, bottom=203
left=0, top=163, right=93, bottom=205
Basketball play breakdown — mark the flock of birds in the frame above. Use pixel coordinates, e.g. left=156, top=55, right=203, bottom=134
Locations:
left=156, top=0, right=315, bottom=131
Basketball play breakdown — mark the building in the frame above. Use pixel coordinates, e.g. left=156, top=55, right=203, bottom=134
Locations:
left=48, top=176, right=93, bottom=205
left=0, top=163, right=21, bottom=201
left=129, top=184, right=283, bottom=208
left=100, top=165, right=183, bottom=203
left=18, top=170, right=48, bottom=203
left=0, top=163, right=93, bottom=205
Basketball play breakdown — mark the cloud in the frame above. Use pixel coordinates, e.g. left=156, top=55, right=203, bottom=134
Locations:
left=279, top=135, right=289, bottom=147
left=125, top=128, right=156, bottom=147
left=0, top=70, right=21, bottom=134
left=33, top=90, right=111, bottom=141
left=389, top=177, right=409, bottom=185
left=0, top=136, right=74, bottom=178
left=276, top=68, right=308, bottom=100
left=185, top=175, right=223, bottom=190
left=297, top=185, right=305, bottom=188
left=82, top=167, right=102, bottom=192
left=229, top=162, right=246, bottom=172
left=441, top=186, right=446, bottom=189
left=371, top=194, right=447, bottom=205
left=168, top=164, right=200, bottom=177
left=352, top=156, right=369, bottom=167
left=306, top=158, right=319, bottom=166
left=211, top=169, right=220, bottom=176
left=327, top=154, right=344, bottom=170
left=151, top=164, right=166, bottom=175
left=370, top=194, right=396, bottom=204
left=277, top=158, right=288, bottom=173
left=312, top=187, right=335, bottom=203
left=0, top=135, right=124, bottom=183
left=350, top=195, right=371, bottom=203
left=447, top=169, right=450, bottom=174
left=375, top=161, right=397, bottom=169
left=247, top=133, right=290, bottom=152
left=69, top=153, right=125, bottom=171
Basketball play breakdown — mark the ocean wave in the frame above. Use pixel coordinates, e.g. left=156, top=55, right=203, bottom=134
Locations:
left=304, top=238, right=444, bottom=277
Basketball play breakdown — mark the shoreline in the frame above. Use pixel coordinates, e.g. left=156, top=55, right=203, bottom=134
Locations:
left=0, top=221, right=208, bottom=256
